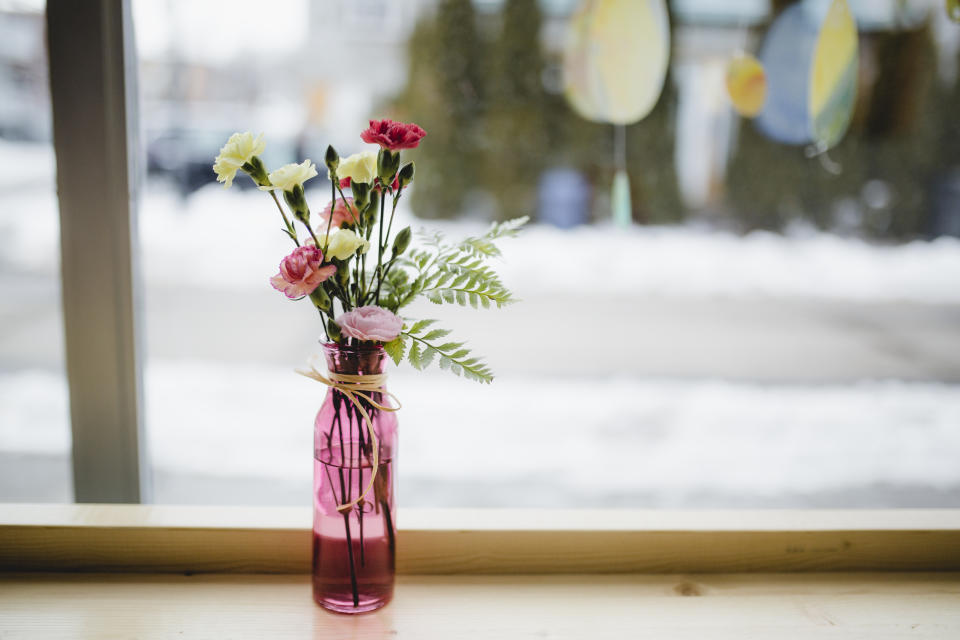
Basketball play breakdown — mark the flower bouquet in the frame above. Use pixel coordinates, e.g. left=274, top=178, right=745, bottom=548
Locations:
left=213, top=119, right=526, bottom=613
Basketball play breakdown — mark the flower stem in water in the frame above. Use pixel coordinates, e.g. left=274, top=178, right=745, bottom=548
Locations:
left=332, top=392, right=360, bottom=607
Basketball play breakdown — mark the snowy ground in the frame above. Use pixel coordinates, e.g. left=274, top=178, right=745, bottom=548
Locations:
left=2, top=143, right=960, bottom=507
left=3, top=365, right=960, bottom=507
left=138, top=185, right=960, bottom=304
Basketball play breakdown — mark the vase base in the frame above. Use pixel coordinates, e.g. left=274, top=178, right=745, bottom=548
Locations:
left=313, top=593, right=392, bottom=614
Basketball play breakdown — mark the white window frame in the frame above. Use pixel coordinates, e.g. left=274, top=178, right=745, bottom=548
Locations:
left=47, top=0, right=149, bottom=502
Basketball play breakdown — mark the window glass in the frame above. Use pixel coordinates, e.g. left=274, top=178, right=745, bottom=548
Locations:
left=135, top=0, right=960, bottom=507
left=0, top=0, right=72, bottom=502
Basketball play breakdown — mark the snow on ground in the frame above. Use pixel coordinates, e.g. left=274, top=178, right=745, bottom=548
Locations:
left=134, top=186, right=960, bottom=303
left=2, top=170, right=960, bottom=303
left=0, top=140, right=55, bottom=190
left=4, top=364, right=959, bottom=505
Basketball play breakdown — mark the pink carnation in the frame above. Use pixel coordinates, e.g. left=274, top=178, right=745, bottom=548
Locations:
left=270, top=245, right=336, bottom=300
left=360, top=119, right=426, bottom=151
left=336, top=306, right=403, bottom=343
left=319, top=197, right=360, bottom=228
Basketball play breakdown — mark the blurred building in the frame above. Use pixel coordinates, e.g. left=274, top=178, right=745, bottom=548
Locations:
left=0, top=7, right=48, bottom=141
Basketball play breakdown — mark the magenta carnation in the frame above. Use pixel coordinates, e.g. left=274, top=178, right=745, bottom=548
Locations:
left=336, top=306, right=403, bottom=343
left=269, top=245, right=336, bottom=299
left=360, top=119, right=426, bottom=151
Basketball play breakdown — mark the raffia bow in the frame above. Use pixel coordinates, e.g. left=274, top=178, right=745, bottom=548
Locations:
left=297, top=358, right=401, bottom=512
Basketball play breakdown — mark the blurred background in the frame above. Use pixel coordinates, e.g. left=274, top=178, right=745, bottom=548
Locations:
left=1, top=0, right=959, bottom=508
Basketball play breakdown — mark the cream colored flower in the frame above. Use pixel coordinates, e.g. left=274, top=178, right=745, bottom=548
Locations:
left=260, top=160, right=318, bottom=192
left=323, top=228, right=370, bottom=261
left=335, top=151, right=377, bottom=185
left=213, top=132, right=265, bottom=188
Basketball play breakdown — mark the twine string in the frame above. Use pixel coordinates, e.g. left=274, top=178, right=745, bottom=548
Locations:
left=297, top=360, right=401, bottom=512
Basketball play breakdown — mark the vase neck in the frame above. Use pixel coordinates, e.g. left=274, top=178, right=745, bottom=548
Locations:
left=322, top=343, right=388, bottom=376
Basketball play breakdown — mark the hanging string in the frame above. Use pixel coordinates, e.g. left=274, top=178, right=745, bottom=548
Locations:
left=614, top=123, right=627, bottom=172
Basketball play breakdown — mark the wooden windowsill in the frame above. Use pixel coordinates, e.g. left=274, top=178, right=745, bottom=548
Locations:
left=2, top=504, right=959, bottom=574
left=3, top=505, right=959, bottom=637
left=1, top=571, right=959, bottom=638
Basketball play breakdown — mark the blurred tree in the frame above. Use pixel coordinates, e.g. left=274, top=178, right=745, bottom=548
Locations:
left=391, top=0, right=486, bottom=219
left=860, top=21, right=939, bottom=238
left=485, top=0, right=550, bottom=220
left=391, top=0, right=684, bottom=225
left=625, top=63, right=685, bottom=225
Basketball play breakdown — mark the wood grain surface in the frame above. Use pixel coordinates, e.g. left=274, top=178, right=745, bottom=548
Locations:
left=1, top=572, right=958, bottom=639
left=2, top=505, right=959, bottom=574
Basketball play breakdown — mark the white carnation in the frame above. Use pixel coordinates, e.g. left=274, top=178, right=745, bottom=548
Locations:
left=213, top=132, right=265, bottom=188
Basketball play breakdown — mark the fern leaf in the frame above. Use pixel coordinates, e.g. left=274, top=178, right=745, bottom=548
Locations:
left=384, top=336, right=406, bottom=366
left=422, top=328, right=451, bottom=341
left=408, top=340, right=423, bottom=370
left=408, top=318, right=438, bottom=334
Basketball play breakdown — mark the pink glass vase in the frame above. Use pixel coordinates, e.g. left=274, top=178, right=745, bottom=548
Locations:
left=312, top=342, right=398, bottom=614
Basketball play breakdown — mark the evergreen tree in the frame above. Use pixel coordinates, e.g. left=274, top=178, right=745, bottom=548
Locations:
left=625, top=64, right=685, bottom=225
left=485, top=0, right=550, bottom=220
left=392, top=0, right=486, bottom=219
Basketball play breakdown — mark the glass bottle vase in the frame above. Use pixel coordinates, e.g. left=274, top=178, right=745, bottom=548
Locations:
left=312, top=342, right=398, bottom=613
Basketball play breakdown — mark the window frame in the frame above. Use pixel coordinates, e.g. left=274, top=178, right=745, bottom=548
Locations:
left=47, top=0, right=149, bottom=502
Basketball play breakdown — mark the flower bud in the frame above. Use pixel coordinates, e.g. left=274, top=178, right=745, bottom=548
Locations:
left=309, top=286, right=331, bottom=312
left=283, top=183, right=310, bottom=224
left=326, top=318, right=342, bottom=343
left=397, top=161, right=415, bottom=189
left=242, top=156, right=271, bottom=187
left=377, top=149, right=400, bottom=185
left=392, top=226, right=412, bottom=256
left=337, top=263, right=351, bottom=286
left=351, top=181, right=371, bottom=210
left=363, top=190, right=380, bottom=229
left=324, top=145, right=339, bottom=173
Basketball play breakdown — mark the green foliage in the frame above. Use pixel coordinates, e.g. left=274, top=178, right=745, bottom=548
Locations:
left=383, top=336, right=406, bottom=366
left=459, top=216, right=529, bottom=258
left=398, top=319, right=494, bottom=383
left=369, top=217, right=527, bottom=383
left=380, top=217, right=527, bottom=314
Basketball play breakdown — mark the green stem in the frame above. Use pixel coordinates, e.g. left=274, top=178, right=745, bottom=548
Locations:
left=315, top=304, right=331, bottom=341
left=384, top=191, right=401, bottom=253
left=374, top=255, right=398, bottom=305
left=372, top=191, right=403, bottom=305
left=269, top=191, right=299, bottom=246
left=375, top=190, right=386, bottom=304
left=330, top=275, right=352, bottom=312
left=324, top=176, right=336, bottom=247
left=307, top=223, right=321, bottom=247
left=360, top=251, right=369, bottom=304
left=334, top=181, right=359, bottom=227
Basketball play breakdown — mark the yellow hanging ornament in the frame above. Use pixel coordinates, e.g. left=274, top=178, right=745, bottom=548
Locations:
left=948, top=0, right=960, bottom=23
left=726, top=54, right=767, bottom=118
